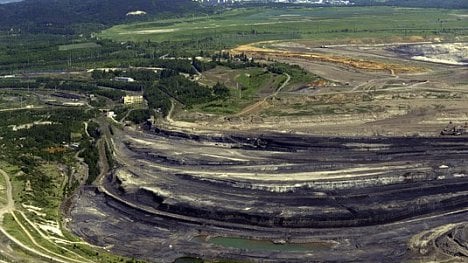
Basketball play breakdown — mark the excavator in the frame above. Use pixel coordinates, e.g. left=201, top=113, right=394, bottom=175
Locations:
left=440, top=121, right=468, bottom=136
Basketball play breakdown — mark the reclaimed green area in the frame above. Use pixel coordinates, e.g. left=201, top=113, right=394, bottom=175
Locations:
left=101, top=6, right=468, bottom=49
left=195, top=62, right=319, bottom=115
left=144, top=75, right=215, bottom=116
left=195, top=68, right=281, bottom=115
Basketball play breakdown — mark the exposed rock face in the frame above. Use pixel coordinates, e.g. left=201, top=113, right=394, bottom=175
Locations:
left=126, top=10, right=147, bottom=16
left=409, top=222, right=468, bottom=261
left=391, top=43, right=468, bottom=66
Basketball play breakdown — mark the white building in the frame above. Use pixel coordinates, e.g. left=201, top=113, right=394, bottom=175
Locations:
left=123, top=95, right=144, bottom=105
left=113, top=77, right=136, bottom=83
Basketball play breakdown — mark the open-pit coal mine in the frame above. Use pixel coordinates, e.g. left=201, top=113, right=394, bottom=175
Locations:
left=67, top=126, right=468, bottom=262
left=389, top=42, right=468, bottom=66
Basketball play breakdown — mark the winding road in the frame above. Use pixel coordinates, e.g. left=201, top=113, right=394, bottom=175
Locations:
left=0, top=168, right=93, bottom=263
left=0, top=169, right=13, bottom=221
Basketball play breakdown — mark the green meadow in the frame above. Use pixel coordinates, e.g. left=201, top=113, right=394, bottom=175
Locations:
left=100, top=6, right=468, bottom=47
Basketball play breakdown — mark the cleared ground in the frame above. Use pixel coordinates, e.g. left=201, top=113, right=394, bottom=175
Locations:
left=162, top=40, right=468, bottom=137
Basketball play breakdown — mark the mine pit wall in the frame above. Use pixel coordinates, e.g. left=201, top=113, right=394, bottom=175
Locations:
left=409, top=222, right=468, bottom=260
left=105, top=157, right=468, bottom=229
left=184, top=171, right=443, bottom=192
left=104, top=172, right=468, bottom=229
left=151, top=126, right=468, bottom=154
left=436, top=224, right=468, bottom=257
left=107, top=129, right=468, bottom=227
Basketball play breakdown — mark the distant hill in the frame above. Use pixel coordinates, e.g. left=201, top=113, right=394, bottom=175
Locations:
left=0, top=0, right=23, bottom=3
left=0, top=0, right=201, bottom=32
left=353, top=0, right=467, bottom=9
left=0, top=0, right=464, bottom=34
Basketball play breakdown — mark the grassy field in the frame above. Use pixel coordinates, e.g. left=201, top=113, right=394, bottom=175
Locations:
left=0, top=157, right=140, bottom=263
left=0, top=91, right=39, bottom=110
left=58, top=42, right=101, bottom=51
left=100, top=6, right=468, bottom=48
left=0, top=169, right=6, bottom=206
